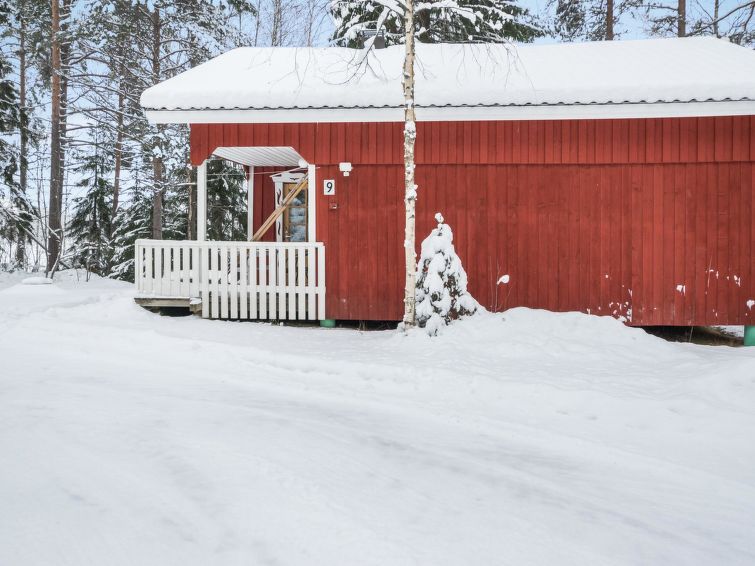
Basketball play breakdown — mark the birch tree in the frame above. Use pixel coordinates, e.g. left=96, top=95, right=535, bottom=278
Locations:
left=331, top=0, right=527, bottom=326
left=402, top=0, right=417, bottom=326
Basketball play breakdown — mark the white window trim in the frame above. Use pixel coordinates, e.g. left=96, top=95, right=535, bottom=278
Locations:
left=307, top=164, right=316, bottom=243
left=270, top=171, right=306, bottom=243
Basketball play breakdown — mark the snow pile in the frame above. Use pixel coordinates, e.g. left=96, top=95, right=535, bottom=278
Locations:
left=416, top=213, right=478, bottom=335
left=1, top=275, right=755, bottom=565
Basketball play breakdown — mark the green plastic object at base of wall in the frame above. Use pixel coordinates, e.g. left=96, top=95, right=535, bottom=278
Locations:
left=744, top=326, right=755, bottom=347
left=320, top=319, right=336, bottom=328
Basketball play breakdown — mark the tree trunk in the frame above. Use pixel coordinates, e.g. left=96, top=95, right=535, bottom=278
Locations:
left=253, top=0, right=263, bottom=46
left=47, top=0, right=63, bottom=274
left=713, top=0, right=720, bottom=36
left=112, top=69, right=125, bottom=223
left=678, top=0, right=686, bottom=36
left=402, top=0, right=417, bottom=327
left=150, top=7, right=164, bottom=240
left=16, top=6, right=28, bottom=267
left=152, top=147, right=164, bottom=239
left=59, top=0, right=72, bottom=218
left=271, top=0, right=283, bottom=46
left=606, top=0, right=614, bottom=40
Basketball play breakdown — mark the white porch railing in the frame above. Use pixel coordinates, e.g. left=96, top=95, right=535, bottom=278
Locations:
left=135, top=239, right=326, bottom=321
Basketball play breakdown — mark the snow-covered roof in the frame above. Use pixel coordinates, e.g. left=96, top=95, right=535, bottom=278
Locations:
left=141, top=38, right=755, bottom=123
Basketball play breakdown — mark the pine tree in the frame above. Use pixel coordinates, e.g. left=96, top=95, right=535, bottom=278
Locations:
left=551, top=0, right=588, bottom=41
left=415, top=213, right=479, bottom=336
left=46, top=0, right=77, bottom=274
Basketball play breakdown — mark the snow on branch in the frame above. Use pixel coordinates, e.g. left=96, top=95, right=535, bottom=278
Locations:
left=330, top=0, right=535, bottom=47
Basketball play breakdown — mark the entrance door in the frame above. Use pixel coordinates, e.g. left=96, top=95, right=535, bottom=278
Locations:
left=282, top=180, right=308, bottom=242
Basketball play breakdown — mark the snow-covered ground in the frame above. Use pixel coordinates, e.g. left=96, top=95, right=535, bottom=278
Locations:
left=1, top=271, right=754, bottom=566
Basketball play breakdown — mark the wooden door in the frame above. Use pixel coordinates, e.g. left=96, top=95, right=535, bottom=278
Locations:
left=282, top=180, right=308, bottom=242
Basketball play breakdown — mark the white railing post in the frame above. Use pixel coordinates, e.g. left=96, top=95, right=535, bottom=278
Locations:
left=197, top=162, right=207, bottom=314
left=317, top=243, right=326, bottom=320
left=197, top=161, right=207, bottom=242
left=247, top=166, right=254, bottom=241
left=135, top=240, right=143, bottom=294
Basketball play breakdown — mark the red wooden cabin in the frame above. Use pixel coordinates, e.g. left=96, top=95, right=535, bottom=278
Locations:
left=138, top=38, right=755, bottom=327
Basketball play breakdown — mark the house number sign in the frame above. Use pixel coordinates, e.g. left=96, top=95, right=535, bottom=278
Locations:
left=323, top=179, right=335, bottom=195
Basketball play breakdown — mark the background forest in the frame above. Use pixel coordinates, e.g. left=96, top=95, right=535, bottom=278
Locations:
left=0, top=0, right=752, bottom=281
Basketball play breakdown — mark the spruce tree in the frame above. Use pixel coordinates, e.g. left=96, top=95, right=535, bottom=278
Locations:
left=68, top=151, right=113, bottom=276
left=0, top=2, right=18, bottom=188
left=415, top=213, right=479, bottom=336
left=110, top=188, right=152, bottom=282
left=206, top=160, right=247, bottom=242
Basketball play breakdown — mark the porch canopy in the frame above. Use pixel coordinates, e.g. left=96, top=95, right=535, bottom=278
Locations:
left=202, top=145, right=310, bottom=242
left=134, top=144, right=323, bottom=322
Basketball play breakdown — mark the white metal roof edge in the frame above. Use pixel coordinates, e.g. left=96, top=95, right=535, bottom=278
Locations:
left=146, top=100, right=755, bottom=124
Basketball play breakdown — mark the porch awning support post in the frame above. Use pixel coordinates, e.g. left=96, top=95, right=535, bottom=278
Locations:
left=246, top=166, right=255, bottom=241
left=197, top=160, right=207, bottom=242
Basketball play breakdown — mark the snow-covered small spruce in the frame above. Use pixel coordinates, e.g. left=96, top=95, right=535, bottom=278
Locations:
left=415, top=213, right=479, bottom=335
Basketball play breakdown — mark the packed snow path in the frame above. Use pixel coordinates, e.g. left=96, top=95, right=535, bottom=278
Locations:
left=1, top=272, right=754, bottom=566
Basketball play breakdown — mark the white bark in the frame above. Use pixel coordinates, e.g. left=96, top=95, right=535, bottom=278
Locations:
left=402, top=0, right=417, bottom=327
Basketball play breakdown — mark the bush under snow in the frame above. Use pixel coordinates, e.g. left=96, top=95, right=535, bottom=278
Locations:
left=415, top=213, right=479, bottom=335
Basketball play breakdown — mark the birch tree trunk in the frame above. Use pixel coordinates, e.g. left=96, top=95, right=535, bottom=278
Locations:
left=47, top=0, right=63, bottom=274
left=402, top=0, right=417, bottom=327
left=17, top=6, right=28, bottom=266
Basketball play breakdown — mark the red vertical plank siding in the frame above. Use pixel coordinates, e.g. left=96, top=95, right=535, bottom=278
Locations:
left=188, top=116, right=754, bottom=324
left=683, top=166, right=695, bottom=324
left=744, top=164, right=753, bottom=325
left=693, top=164, right=707, bottom=323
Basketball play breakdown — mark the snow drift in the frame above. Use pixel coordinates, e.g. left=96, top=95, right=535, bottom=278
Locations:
left=1, top=271, right=754, bottom=565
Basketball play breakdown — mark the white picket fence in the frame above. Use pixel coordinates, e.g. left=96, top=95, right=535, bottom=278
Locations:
left=135, top=239, right=326, bottom=320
